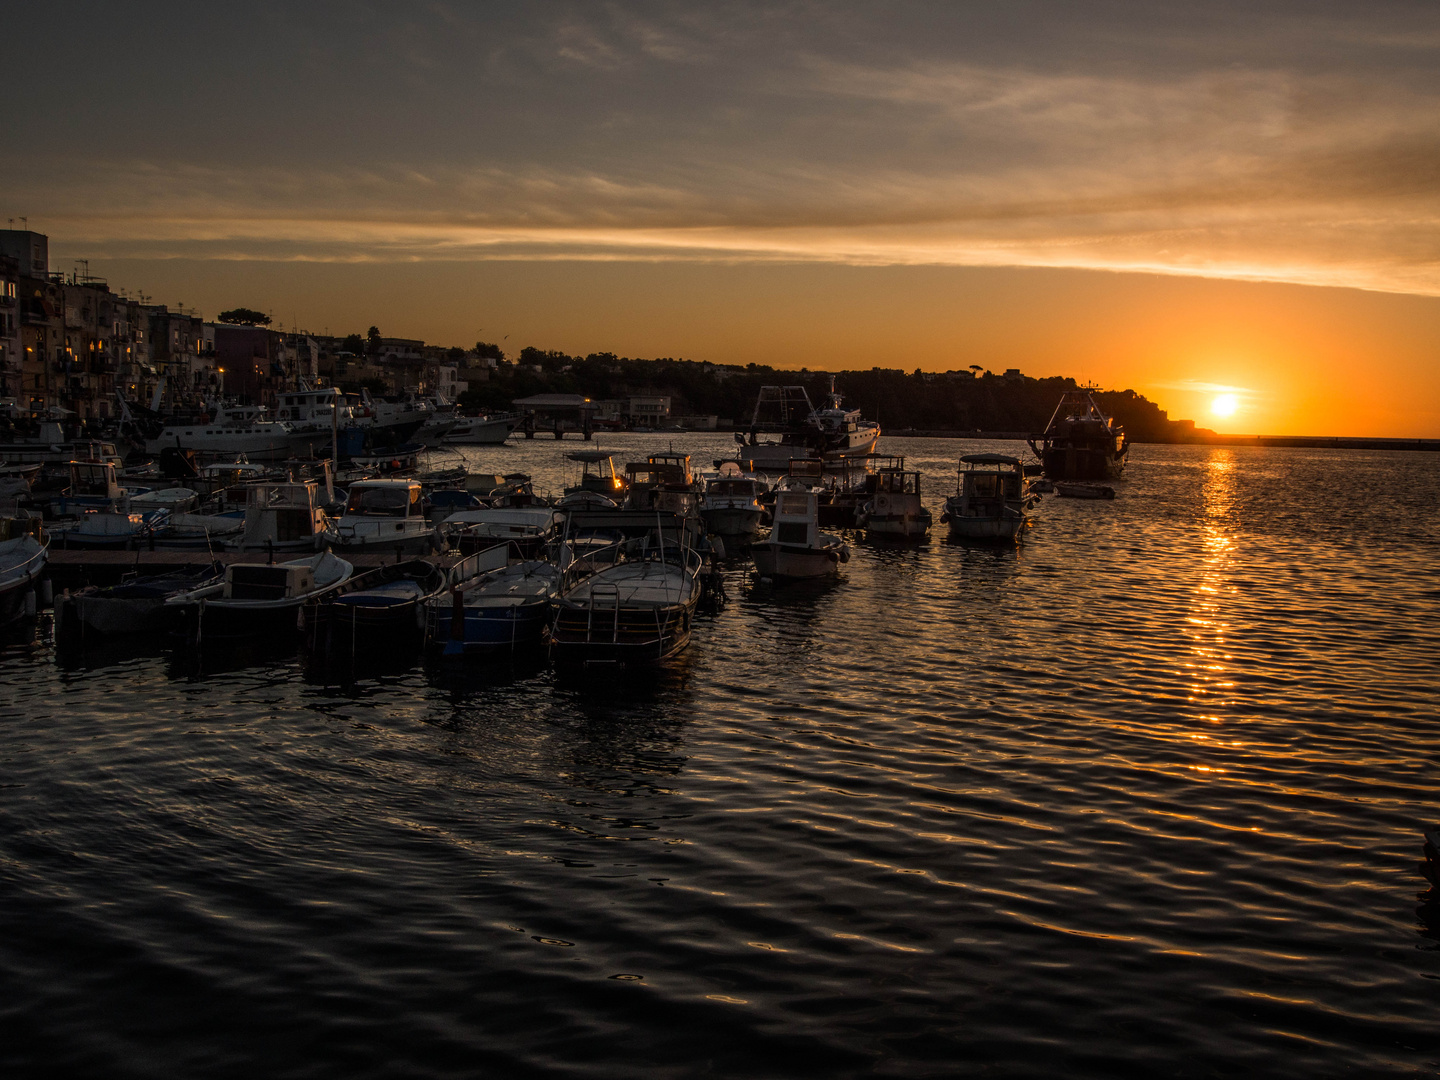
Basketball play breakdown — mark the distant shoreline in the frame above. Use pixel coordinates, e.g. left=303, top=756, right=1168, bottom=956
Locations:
left=876, top=430, right=1440, bottom=451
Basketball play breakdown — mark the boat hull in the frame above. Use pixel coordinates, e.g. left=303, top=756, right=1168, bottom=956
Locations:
left=1040, top=444, right=1127, bottom=481
left=700, top=506, right=765, bottom=539
left=441, top=415, right=520, bottom=445
left=752, top=543, right=841, bottom=580
left=426, top=600, right=551, bottom=652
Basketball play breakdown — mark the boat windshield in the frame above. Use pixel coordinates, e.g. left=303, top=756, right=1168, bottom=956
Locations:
left=346, top=487, right=416, bottom=516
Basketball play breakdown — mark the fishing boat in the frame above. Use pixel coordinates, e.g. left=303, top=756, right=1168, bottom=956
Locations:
left=700, top=465, right=768, bottom=541
left=55, top=564, right=224, bottom=639
left=166, top=551, right=353, bottom=639
left=733, top=379, right=881, bottom=471
left=441, top=412, right=522, bottom=445
left=858, top=462, right=931, bottom=541
left=149, top=511, right=246, bottom=549
left=625, top=452, right=701, bottom=517
left=564, top=450, right=627, bottom=502
left=132, top=402, right=299, bottom=463
left=48, top=460, right=131, bottom=517
left=324, top=479, right=437, bottom=555
left=231, top=479, right=331, bottom=552
left=439, top=505, right=560, bottom=558
left=425, top=543, right=561, bottom=654
left=751, top=484, right=849, bottom=580
left=940, top=454, right=1034, bottom=541
left=550, top=520, right=705, bottom=666
left=0, top=526, right=48, bottom=625
left=53, top=509, right=156, bottom=549
left=300, top=558, right=446, bottom=653
left=1028, top=389, right=1129, bottom=480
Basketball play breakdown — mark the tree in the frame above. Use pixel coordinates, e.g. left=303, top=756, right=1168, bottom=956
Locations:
left=218, top=307, right=270, bottom=326
left=474, top=341, right=505, bottom=362
left=366, top=326, right=382, bottom=353
left=341, top=333, right=364, bottom=354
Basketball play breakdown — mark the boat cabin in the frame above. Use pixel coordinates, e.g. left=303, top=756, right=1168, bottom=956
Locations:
left=68, top=460, right=123, bottom=504
left=343, top=479, right=424, bottom=519
left=239, top=481, right=327, bottom=548
left=223, top=562, right=316, bottom=601
left=566, top=450, right=626, bottom=498
left=770, top=489, right=822, bottom=548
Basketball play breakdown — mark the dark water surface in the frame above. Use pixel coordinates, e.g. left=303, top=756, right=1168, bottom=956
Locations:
left=2, top=437, right=1437, bottom=1078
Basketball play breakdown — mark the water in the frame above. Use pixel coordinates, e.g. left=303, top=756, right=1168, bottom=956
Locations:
left=2, top=437, right=1437, bottom=1078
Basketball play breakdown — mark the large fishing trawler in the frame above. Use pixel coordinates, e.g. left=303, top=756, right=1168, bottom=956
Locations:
left=734, top=379, right=880, bottom=471
left=1027, top=389, right=1129, bottom=480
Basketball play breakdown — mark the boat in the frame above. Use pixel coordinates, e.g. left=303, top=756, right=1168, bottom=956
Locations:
left=700, top=465, right=768, bottom=541
left=149, top=511, right=247, bottom=549
left=438, top=505, right=559, bottom=558
left=324, top=479, right=438, bottom=555
left=1028, top=389, right=1129, bottom=480
left=858, top=462, right=932, bottom=541
left=624, top=452, right=701, bottom=517
left=48, top=460, right=133, bottom=517
left=1055, top=482, right=1116, bottom=500
left=564, top=450, right=627, bottom=501
left=0, top=422, right=124, bottom=486
left=300, top=558, right=447, bottom=653
left=131, top=401, right=300, bottom=463
left=550, top=517, right=705, bottom=666
left=0, top=525, right=48, bottom=625
left=55, top=564, right=224, bottom=639
left=441, top=412, right=522, bottom=445
left=53, top=509, right=155, bottom=549
left=941, top=454, right=1034, bottom=541
left=425, top=543, right=561, bottom=654
left=166, top=551, right=354, bottom=639
left=231, top=479, right=332, bottom=552
left=733, top=379, right=881, bottom=471
left=751, top=484, right=849, bottom=580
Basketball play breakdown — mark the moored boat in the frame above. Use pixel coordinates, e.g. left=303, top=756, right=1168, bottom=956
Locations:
left=425, top=543, right=561, bottom=654
left=1028, top=390, right=1129, bottom=480
left=752, top=485, right=849, bottom=580
left=0, top=527, right=48, bottom=625
left=166, top=551, right=353, bottom=639
left=733, top=379, right=880, bottom=471
left=700, top=467, right=768, bottom=541
left=300, top=558, right=446, bottom=653
left=941, top=454, right=1034, bottom=541
left=55, top=563, right=224, bottom=639
left=324, top=479, right=437, bottom=555
left=859, top=462, right=932, bottom=541
left=441, top=413, right=521, bottom=445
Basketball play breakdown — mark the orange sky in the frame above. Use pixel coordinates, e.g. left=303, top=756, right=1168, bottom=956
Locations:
left=11, top=3, right=1440, bottom=436
left=73, top=255, right=1440, bottom=437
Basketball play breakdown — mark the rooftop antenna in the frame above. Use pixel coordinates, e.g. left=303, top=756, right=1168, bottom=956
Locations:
left=20, top=217, right=27, bottom=229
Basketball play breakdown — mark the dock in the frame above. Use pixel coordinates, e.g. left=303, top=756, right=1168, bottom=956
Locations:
left=47, top=550, right=463, bottom=592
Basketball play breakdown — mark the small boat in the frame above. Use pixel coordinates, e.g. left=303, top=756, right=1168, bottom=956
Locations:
left=149, top=511, right=246, bottom=549
left=1055, top=482, right=1116, bottom=500
left=55, top=564, right=224, bottom=639
left=425, top=543, right=562, bottom=654
left=129, top=486, right=201, bottom=514
left=564, top=450, right=628, bottom=502
left=625, top=452, right=701, bottom=517
left=1028, top=389, right=1129, bottom=480
left=700, top=465, right=768, bottom=541
left=0, top=527, right=48, bottom=625
left=324, top=479, right=438, bottom=555
left=54, top=509, right=157, bottom=549
left=941, top=454, right=1034, bottom=541
left=752, top=485, right=849, bottom=580
left=167, top=551, right=354, bottom=640
left=859, top=462, right=931, bottom=541
left=439, top=505, right=560, bottom=558
left=550, top=528, right=705, bottom=666
left=300, top=558, right=447, bottom=653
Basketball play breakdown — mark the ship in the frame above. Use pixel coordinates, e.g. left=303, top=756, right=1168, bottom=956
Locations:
left=1027, top=390, right=1129, bottom=481
left=733, top=379, right=880, bottom=471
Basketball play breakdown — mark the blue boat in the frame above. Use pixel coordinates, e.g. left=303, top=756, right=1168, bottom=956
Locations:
left=424, top=544, right=560, bottom=654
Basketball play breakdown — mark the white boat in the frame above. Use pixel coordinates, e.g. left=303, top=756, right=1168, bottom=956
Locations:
left=166, top=551, right=354, bottom=639
left=941, top=454, right=1034, bottom=542
left=550, top=533, right=705, bottom=666
left=231, top=479, right=331, bottom=552
left=700, top=467, right=767, bottom=540
left=439, top=505, right=560, bottom=558
left=441, top=413, right=521, bottom=445
left=143, top=403, right=298, bottom=462
left=859, top=463, right=932, bottom=541
left=0, top=529, right=48, bottom=624
left=324, top=479, right=437, bottom=555
left=752, top=486, right=849, bottom=580
left=734, top=380, right=881, bottom=471
left=54, top=509, right=154, bottom=549
left=625, top=452, right=701, bottom=517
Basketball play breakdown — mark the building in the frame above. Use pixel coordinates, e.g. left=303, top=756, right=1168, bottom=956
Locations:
left=627, top=395, right=671, bottom=426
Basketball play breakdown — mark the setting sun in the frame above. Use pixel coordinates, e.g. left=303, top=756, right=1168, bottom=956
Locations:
left=1211, top=394, right=1239, bottom=419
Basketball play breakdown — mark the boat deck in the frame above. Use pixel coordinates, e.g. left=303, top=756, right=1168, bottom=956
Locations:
left=565, top=561, right=695, bottom=606
left=47, top=550, right=463, bottom=591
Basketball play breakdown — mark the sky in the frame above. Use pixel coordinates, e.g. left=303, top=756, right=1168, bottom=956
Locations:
left=5, top=1, right=1439, bottom=435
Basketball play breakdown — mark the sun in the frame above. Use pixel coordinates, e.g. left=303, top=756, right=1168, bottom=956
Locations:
left=1210, top=393, right=1239, bottom=419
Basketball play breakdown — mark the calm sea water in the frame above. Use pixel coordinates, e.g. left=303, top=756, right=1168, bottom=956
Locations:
left=1, top=437, right=1437, bottom=1078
